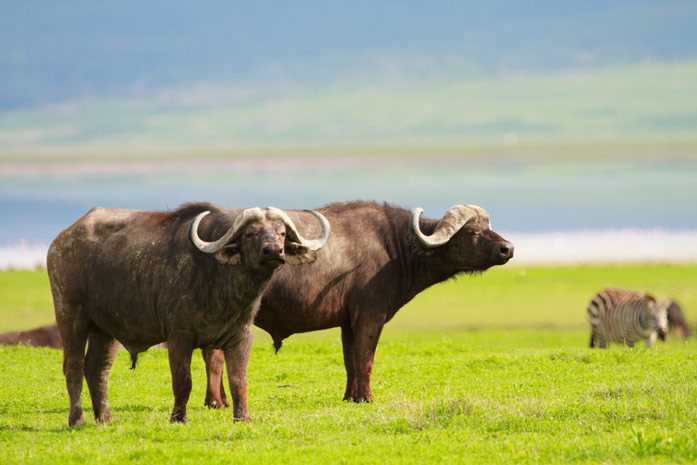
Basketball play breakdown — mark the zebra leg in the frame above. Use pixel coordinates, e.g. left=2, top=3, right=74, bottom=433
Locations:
left=645, top=332, right=657, bottom=348
left=589, top=332, right=596, bottom=348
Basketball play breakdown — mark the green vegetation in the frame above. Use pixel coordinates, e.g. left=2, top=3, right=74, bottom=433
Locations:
left=3, top=138, right=697, bottom=164
left=0, top=270, right=52, bottom=331
left=1, top=264, right=696, bottom=464
left=2, top=264, right=695, bottom=333
left=1, top=61, right=697, bottom=152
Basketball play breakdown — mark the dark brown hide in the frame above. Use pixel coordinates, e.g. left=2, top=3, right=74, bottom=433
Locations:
left=204, top=201, right=513, bottom=406
left=0, top=324, right=62, bottom=348
left=47, top=202, right=324, bottom=427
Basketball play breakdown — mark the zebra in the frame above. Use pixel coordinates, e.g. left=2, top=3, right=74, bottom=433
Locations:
left=587, top=288, right=669, bottom=348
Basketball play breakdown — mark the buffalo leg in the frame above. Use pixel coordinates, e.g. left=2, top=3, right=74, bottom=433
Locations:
left=167, top=339, right=194, bottom=423
left=55, top=304, right=89, bottom=427
left=202, top=348, right=229, bottom=408
left=218, top=369, right=228, bottom=406
left=341, top=324, right=357, bottom=401
left=224, top=325, right=253, bottom=421
left=84, top=328, right=119, bottom=423
left=345, top=316, right=384, bottom=402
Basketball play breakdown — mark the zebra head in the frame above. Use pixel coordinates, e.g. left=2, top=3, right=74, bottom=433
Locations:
left=645, top=294, right=671, bottom=341
left=652, top=298, right=671, bottom=341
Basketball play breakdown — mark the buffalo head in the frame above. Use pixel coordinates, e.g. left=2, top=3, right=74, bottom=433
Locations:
left=190, top=207, right=330, bottom=270
left=411, top=204, right=513, bottom=272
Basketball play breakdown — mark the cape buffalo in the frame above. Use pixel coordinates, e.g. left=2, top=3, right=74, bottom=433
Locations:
left=0, top=324, right=62, bottom=348
left=47, top=202, right=330, bottom=426
left=203, top=201, right=513, bottom=406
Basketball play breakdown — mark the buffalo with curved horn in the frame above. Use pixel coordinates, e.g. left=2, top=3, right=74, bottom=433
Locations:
left=203, top=201, right=513, bottom=407
left=47, top=202, right=329, bottom=426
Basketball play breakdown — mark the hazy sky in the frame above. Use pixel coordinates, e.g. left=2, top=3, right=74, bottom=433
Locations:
left=3, top=1, right=697, bottom=108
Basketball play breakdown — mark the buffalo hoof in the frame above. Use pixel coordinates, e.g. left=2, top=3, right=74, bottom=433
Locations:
left=343, top=393, right=373, bottom=403
left=204, top=398, right=229, bottom=409
left=68, top=408, right=85, bottom=427
left=233, top=415, right=251, bottom=422
left=170, top=412, right=187, bottom=424
left=95, top=408, right=112, bottom=424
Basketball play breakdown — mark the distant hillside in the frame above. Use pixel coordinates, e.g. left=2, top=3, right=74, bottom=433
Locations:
left=1, top=61, right=696, bottom=152
left=2, top=2, right=697, bottom=152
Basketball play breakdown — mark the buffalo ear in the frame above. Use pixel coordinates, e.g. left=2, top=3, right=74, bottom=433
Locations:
left=214, top=243, right=241, bottom=265
left=285, top=242, right=317, bottom=265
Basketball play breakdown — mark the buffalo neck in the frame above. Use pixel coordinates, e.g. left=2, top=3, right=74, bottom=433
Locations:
left=213, top=258, right=277, bottom=303
left=386, top=207, right=460, bottom=304
left=178, top=216, right=276, bottom=318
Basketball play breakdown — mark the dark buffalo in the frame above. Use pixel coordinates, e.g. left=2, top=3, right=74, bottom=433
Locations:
left=0, top=324, right=62, bottom=348
left=47, top=202, right=330, bottom=426
left=203, top=201, right=513, bottom=406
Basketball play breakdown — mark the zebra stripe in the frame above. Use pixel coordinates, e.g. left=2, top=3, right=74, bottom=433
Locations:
left=587, top=288, right=668, bottom=348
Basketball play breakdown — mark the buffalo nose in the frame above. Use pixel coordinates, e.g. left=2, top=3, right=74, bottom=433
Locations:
left=262, top=245, right=283, bottom=258
left=499, top=242, right=514, bottom=260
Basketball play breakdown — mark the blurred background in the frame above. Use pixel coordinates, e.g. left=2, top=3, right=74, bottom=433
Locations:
left=2, top=1, right=697, bottom=267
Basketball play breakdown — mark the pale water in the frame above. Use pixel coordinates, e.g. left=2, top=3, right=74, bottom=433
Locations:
left=2, top=157, right=696, bottom=267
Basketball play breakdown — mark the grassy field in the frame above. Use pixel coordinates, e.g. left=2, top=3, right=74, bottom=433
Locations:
left=1, top=264, right=696, bottom=464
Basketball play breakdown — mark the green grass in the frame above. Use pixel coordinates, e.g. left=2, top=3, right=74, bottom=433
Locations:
left=2, top=264, right=696, bottom=333
left=0, top=270, right=52, bottom=331
left=1, top=265, right=696, bottom=464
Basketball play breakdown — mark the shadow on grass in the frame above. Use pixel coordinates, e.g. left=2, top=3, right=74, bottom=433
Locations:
left=111, top=403, right=170, bottom=413
left=35, top=404, right=169, bottom=415
left=0, top=423, right=70, bottom=433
